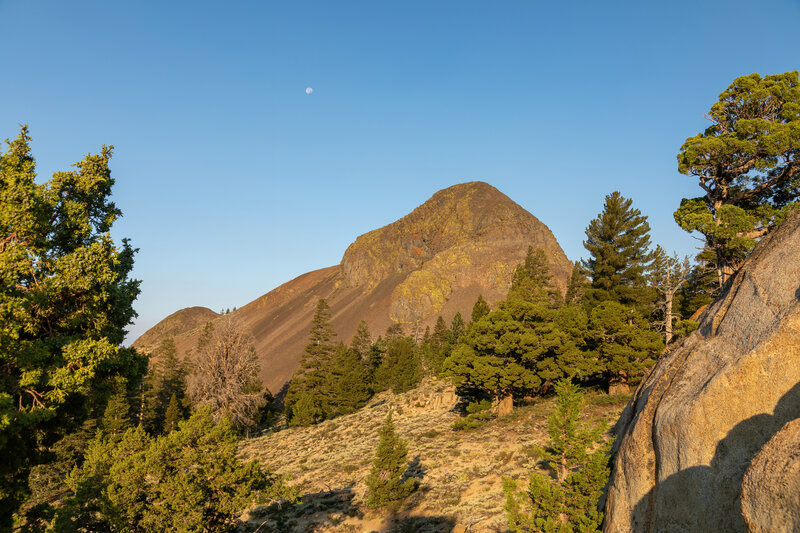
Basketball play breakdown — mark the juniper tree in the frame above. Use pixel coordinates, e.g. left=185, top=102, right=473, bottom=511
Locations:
left=675, top=71, right=800, bottom=286
left=56, top=408, right=298, bottom=531
left=0, top=127, right=145, bottom=524
left=365, top=412, right=417, bottom=510
left=504, top=380, right=611, bottom=533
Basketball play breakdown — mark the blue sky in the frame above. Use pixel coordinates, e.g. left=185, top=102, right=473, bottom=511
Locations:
left=1, top=1, right=798, bottom=342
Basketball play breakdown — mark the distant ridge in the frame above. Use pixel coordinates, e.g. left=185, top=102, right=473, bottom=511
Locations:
left=133, top=182, right=572, bottom=394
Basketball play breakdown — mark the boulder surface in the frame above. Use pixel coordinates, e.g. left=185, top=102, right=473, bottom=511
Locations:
left=604, top=210, right=800, bottom=532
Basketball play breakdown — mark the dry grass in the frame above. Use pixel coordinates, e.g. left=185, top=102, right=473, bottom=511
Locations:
left=239, top=379, right=629, bottom=532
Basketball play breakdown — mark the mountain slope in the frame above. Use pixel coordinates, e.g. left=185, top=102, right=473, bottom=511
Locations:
left=133, top=182, right=572, bottom=394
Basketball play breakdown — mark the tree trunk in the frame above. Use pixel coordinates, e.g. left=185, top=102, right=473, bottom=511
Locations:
left=608, top=374, right=630, bottom=396
left=494, top=393, right=514, bottom=416
left=665, top=290, right=674, bottom=345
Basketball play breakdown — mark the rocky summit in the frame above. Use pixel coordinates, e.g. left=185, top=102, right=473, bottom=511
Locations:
left=603, top=209, right=800, bottom=532
left=133, top=182, right=572, bottom=395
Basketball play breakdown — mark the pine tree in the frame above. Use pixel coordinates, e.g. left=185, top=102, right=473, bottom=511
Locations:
left=286, top=299, right=338, bottom=425
left=422, top=316, right=452, bottom=376
left=503, top=380, right=611, bottom=532
left=582, top=191, right=656, bottom=311
left=102, top=377, right=132, bottom=440
left=450, top=312, right=466, bottom=345
left=329, top=344, right=372, bottom=415
left=350, top=320, right=373, bottom=362
left=141, top=337, right=187, bottom=435
left=471, top=295, right=491, bottom=323
left=588, top=301, right=662, bottom=391
left=564, top=262, right=588, bottom=306
left=162, top=393, right=183, bottom=434
left=508, top=247, right=562, bottom=307
left=365, top=412, right=418, bottom=510
left=374, top=337, right=422, bottom=394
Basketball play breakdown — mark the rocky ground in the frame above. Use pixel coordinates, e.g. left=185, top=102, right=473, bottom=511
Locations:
left=239, top=378, right=629, bottom=533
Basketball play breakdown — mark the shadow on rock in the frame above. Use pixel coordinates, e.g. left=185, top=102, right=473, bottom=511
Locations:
left=631, top=381, right=800, bottom=531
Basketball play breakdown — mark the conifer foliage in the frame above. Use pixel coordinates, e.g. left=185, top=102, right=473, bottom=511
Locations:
left=675, top=71, right=800, bottom=286
left=365, top=412, right=418, bottom=510
left=286, top=299, right=338, bottom=425
left=582, top=191, right=655, bottom=310
left=504, top=380, right=611, bottom=532
left=0, top=127, right=146, bottom=524
left=56, top=408, right=297, bottom=532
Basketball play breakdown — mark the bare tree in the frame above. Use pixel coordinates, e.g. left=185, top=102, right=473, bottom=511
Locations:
left=187, top=317, right=265, bottom=434
left=651, top=246, right=690, bottom=345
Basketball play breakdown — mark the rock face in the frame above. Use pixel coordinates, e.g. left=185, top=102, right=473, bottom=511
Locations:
left=604, top=209, right=800, bottom=532
left=134, top=182, right=572, bottom=395
left=741, top=418, right=800, bottom=533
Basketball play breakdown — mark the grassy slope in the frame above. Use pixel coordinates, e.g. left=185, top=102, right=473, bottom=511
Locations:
left=239, top=379, right=630, bottom=533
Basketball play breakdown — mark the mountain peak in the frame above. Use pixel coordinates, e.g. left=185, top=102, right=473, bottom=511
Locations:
left=341, top=181, right=558, bottom=292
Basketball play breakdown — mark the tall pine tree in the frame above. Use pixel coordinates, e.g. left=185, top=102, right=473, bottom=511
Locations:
left=582, top=191, right=656, bottom=312
left=286, top=299, right=338, bottom=425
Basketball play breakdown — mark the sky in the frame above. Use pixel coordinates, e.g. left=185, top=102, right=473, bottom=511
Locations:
left=1, top=0, right=798, bottom=342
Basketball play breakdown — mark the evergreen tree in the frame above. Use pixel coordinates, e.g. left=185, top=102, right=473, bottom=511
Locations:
left=444, top=300, right=597, bottom=405
left=141, top=337, right=187, bottom=435
left=0, top=127, right=146, bottom=524
left=504, top=380, right=611, bottom=533
left=471, top=295, right=491, bottom=323
left=588, top=301, right=663, bottom=390
left=422, top=316, right=452, bottom=376
left=385, top=322, right=405, bottom=339
left=350, top=320, right=373, bottom=362
left=102, top=377, right=132, bottom=440
left=56, top=408, right=298, bottom=531
left=508, top=247, right=562, bottom=307
left=564, top=262, right=588, bottom=306
left=286, top=299, right=338, bottom=425
left=675, top=71, right=800, bottom=286
left=365, top=412, right=418, bottom=510
left=329, top=344, right=372, bottom=415
left=374, top=337, right=422, bottom=394
left=450, top=312, right=466, bottom=345
left=582, top=191, right=656, bottom=311
left=162, top=393, right=183, bottom=434
left=676, top=249, right=719, bottom=320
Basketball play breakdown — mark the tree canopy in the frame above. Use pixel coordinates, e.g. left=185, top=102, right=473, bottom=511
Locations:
left=675, top=71, right=800, bottom=285
left=0, top=126, right=145, bottom=524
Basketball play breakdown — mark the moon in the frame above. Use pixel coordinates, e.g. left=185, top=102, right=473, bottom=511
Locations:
left=305, top=87, right=313, bottom=94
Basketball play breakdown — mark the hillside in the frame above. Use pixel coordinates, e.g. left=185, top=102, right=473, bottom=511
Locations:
left=133, top=182, right=572, bottom=395
left=239, top=378, right=628, bottom=532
